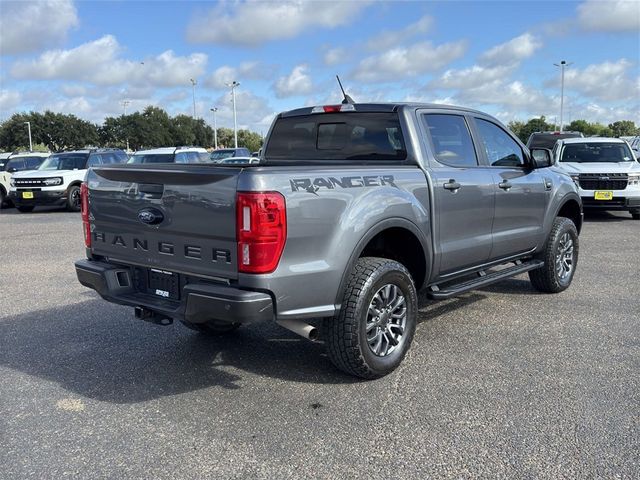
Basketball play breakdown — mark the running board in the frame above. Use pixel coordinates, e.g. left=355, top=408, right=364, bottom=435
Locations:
left=427, top=260, right=544, bottom=300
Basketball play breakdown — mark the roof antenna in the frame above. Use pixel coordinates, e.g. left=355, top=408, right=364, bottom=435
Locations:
left=336, top=75, right=355, bottom=104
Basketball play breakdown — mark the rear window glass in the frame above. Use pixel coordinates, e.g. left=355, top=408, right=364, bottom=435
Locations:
left=264, top=113, right=407, bottom=162
left=128, top=154, right=175, bottom=164
left=527, top=133, right=581, bottom=149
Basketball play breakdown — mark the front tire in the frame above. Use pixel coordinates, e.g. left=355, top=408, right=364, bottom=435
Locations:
left=324, top=257, right=417, bottom=379
left=631, top=211, right=640, bottom=220
left=66, top=185, right=81, bottom=212
left=529, top=217, right=579, bottom=293
left=17, top=205, right=34, bottom=213
left=180, top=319, right=240, bottom=336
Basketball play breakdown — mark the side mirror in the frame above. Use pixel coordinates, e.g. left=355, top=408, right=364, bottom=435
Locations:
left=530, top=148, right=552, bottom=168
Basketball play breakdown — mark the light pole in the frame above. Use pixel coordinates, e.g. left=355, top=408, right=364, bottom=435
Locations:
left=121, top=99, right=130, bottom=116
left=120, top=100, right=131, bottom=152
left=210, top=107, right=218, bottom=149
left=24, top=121, right=32, bottom=151
left=190, top=78, right=197, bottom=118
left=226, top=81, right=240, bottom=148
left=554, top=60, right=572, bottom=133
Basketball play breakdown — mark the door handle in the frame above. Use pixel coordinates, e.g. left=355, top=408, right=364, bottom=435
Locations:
left=443, top=179, right=461, bottom=191
left=498, top=180, right=512, bottom=191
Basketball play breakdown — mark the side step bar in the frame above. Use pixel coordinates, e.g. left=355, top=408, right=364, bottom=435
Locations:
left=427, top=259, right=544, bottom=300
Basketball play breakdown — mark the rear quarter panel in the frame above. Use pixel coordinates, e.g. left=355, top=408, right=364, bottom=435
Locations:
left=237, top=166, right=431, bottom=319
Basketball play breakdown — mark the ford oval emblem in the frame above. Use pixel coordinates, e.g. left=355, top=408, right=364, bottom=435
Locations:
left=137, top=208, right=164, bottom=225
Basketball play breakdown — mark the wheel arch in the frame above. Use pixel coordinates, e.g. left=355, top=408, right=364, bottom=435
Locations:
left=555, top=195, right=583, bottom=233
left=335, top=218, right=432, bottom=307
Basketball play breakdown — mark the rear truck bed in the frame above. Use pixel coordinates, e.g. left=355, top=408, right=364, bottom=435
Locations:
left=76, top=163, right=280, bottom=326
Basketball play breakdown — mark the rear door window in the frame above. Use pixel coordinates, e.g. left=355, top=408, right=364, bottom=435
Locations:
left=422, top=114, right=478, bottom=167
left=264, top=113, right=407, bottom=163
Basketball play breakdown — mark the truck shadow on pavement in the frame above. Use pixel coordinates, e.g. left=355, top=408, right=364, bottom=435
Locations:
left=1, top=291, right=490, bottom=403
left=0, top=298, right=350, bottom=403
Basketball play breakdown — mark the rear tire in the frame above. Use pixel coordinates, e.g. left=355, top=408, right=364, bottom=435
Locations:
left=631, top=211, right=640, bottom=220
left=0, top=188, right=6, bottom=208
left=181, top=320, right=241, bottom=335
left=324, top=257, right=417, bottom=379
left=17, top=205, right=34, bottom=213
left=66, top=185, right=81, bottom=212
left=529, top=217, right=579, bottom=293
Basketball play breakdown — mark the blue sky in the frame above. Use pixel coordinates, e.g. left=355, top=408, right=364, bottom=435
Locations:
left=1, top=0, right=638, bottom=133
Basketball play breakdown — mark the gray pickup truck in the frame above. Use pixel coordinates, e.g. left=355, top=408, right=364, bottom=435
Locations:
left=75, top=102, right=583, bottom=378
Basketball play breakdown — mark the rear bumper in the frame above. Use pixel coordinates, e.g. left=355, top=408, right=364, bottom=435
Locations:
left=9, top=189, right=66, bottom=206
left=75, top=259, right=274, bottom=324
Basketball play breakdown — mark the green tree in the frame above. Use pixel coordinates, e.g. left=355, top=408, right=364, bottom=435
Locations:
left=237, top=129, right=263, bottom=152
left=509, top=117, right=553, bottom=143
left=608, top=120, right=638, bottom=137
left=0, top=111, right=99, bottom=151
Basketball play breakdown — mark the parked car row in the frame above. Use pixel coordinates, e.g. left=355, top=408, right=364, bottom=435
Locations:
left=1, top=146, right=261, bottom=212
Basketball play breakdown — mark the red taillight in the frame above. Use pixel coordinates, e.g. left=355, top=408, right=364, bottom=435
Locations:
left=236, top=192, right=287, bottom=274
left=80, top=182, right=91, bottom=248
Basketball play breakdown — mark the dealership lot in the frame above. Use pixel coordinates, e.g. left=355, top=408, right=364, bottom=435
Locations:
left=0, top=208, right=638, bottom=478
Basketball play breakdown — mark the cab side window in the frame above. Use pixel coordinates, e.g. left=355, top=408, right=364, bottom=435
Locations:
left=423, top=114, right=478, bottom=167
left=475, top=119, right=525, bottom=167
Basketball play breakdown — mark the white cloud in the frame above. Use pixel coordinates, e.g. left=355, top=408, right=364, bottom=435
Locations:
left=366, top=15, right=433, bottom=50
left=435, top=64, right=515, bottom=89
left=0, top=0, right=78, bottom=55
left=0, top=89, right=22, bottom=111
left=11, top=35, right=208, bottom=87
left=211, top=89, right=274, bottom=132
left=204, top=62, right=272, bottom=89
left=577, top=0, right=640, bottom=32
left=274, top=65, right=314, bottom=98
left=455, top=79, right=552, bottom=113
left=479, top=33, right=542, bottom=67
left=562, top=59, right=639, bottom=102
left=187, top=0, right=369, bottom=46
left=323, top=47, right=347, bottom=66
left=352, top=40, right=467, bottom=83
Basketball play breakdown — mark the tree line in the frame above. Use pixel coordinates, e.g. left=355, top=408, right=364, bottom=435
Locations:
left=508, top=117, right=639, bottom=144
left=0, top=106, right=264, bottom=153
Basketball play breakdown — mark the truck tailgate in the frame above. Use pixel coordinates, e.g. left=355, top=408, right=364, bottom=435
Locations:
left=86, top=165, right=240, bottom=280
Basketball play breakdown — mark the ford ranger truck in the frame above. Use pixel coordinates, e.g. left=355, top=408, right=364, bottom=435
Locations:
left=75, top=103, right=583, bottom=379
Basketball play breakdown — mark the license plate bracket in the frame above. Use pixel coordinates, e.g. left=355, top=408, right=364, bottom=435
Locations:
left=148, top=269, right=180, bottom=300
left=594, top=191, right=613, bottom=201
left=22, top=191, right=34, bottom=199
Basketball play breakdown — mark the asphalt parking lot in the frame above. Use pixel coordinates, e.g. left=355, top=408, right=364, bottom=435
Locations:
left=1, top=207, right=638, bottom=479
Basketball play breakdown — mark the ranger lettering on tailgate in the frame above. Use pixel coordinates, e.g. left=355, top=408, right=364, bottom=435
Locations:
left=92, top=232, right=231, bottom=263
